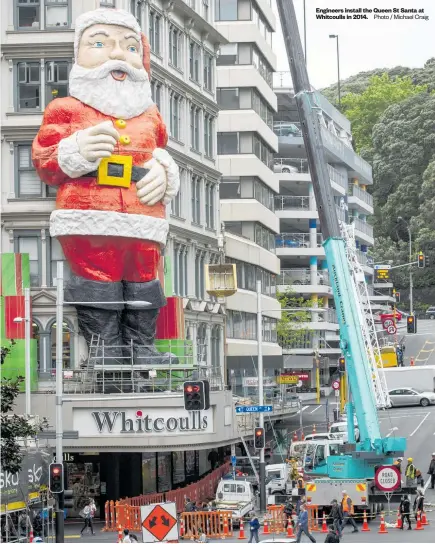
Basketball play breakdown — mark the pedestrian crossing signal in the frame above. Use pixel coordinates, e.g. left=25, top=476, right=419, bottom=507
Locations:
left=407, top=315, right=417, bottom=334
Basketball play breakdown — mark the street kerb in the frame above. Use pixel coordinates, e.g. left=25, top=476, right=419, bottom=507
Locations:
left=141, top=502, right=178, bottom=543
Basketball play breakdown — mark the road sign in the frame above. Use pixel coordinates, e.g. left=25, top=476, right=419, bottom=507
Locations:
left=335, top=389, right=340, bottom=397
left=331, top=380, right=340, bottom=391
left=231, top=455, right=237, bottom=466
left=374, top=465, right=401, bottom=492
left=387, top=324, right=397, bottom=335
left=382, top=319, right=394, bottom=329
left=141, top=503, right=178, bottom=543
left=374, top=268, right=391, bottom=282
left=235, top=405, right=273, bottom=414
left=374, top=265, right=391, bottom=270
left=277, top=375, right=299, bottom=385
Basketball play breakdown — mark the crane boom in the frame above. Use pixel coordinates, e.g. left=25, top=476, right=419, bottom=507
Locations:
left=275, top=0, right=406, bottom=476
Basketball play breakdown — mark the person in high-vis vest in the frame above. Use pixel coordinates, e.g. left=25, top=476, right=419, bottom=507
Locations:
left=340, top=491, right=358, bottom=533
left=405, top=457, right=417, bottom=486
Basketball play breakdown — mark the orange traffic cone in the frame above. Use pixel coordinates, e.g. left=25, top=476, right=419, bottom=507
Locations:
left=118, top=525, right=123, bottom=543
left=263, top=519, right=270, bottom=535
left=415, top=511, right=424, bottom=530
left=312, top=424, right=317, bottom=433
left=301, top=431, right=305, bottom=440
left=361, top=511, right=370, bottom=532
left=395, top=509, right=402, bottom=529
left=238, top=521, right=247, bottom=539
left=287, top=521, right=295, bottom=538
left=378, top=513, right=388, bottom=534
left=421, top=510, right=429, bottom=526
left=321, top=513, right=328, bottom=533
left=29, top=528, right=34, bottom=543
left=410, top=357, right=415, bottom=366
left=293, top=431, right=298, bottom=441
left=223, top=517, right=229, bottom=539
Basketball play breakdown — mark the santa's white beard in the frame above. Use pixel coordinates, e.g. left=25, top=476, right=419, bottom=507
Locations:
left=69, top=60, right=154, bottom=119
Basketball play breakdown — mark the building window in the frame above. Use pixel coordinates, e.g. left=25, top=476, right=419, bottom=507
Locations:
left=254, top=223, right=275, bottom=252
left=220, top=176, right=275, bottom=211
left=45, top=60, right=70, bottom=105
left=101, top=0, right=115, bottom=6
left=216, top=43, right=273, bottom=87
left=14, top=232, right=41, bottom=287
left=226, top=257, right=277, bottom=296
left=170, top=166, right=183, bottom=218
left=149, top=10, right=161, bottom=54
left=151, top=79, right=161, bottom=110
left=226, top=310, right=257, bottom=340
left=210, top=326, right=220, bottom=367
left=17, top=62, right=41, bottom=111
left=45, top=0, right=69, bottom=29
left=215, top=0, right=238, bottom=20
left=217, top=88, right=240, bottom=109
left=202, top=0, right=209, bottom=21
left=203, top=52, right=213, bottom=91
left=173, top=242, right=188, bottom=296
left=189, top=40, right=201, bottom=83
left=204, top=115, right=213, bottom=158
left=195, top=251, right=205, bottom=299
left=169, top=24, right=182, bottom=69
left=50, top=237, right=71, bottom=286
left=50, top=320, right=72, bottom=369
left=16, top=144, right=57, bottom=198
left=169, top=92, right=182, bottom=141
left=197, top=323, right=207, bottom=363
left=16, top=0, right=40, bottom=29
left=205, top=182, right=215, bottom=229
left=217, top=132, right=238, bottom=154
left=190, top=106, right=200, bottom=152
left=191, top=175, right=201, bottom=224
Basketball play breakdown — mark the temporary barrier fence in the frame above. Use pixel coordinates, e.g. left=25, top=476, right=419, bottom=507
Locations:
left=266, top=505, right=286, bottom=534
left=103, top=462, right=230, bottom=531
left=181, top=511, right=233, bottom=539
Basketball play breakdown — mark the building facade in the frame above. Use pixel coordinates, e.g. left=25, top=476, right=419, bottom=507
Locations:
left=273, top=73, right=375, bottom=385
left=215, top=0, right=282, bottom=391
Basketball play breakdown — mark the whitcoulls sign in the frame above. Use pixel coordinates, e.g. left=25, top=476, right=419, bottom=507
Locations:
left=73, top=407, right=214, bottom=437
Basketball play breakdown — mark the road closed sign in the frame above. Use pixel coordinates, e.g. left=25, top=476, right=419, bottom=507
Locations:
left=374, top=465, right=401, bottom=492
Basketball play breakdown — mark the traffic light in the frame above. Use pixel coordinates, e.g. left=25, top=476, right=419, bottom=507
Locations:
left=394, top=291, right=400, bottom=303
left=254, top=427, right=265, bottom=449
left=183, top=381, right=210, bottom=410
left=64, top=489, right=74, bottom=508
left=418, top=252, right=425, bottom=268
left=49, top=463, right=64, bottom=493
left=407, top=315, right=417, bottom=334
left=338, top=357, right=345, bottom=373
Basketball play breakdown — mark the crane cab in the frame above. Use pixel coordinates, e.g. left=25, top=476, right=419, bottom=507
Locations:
left=303, top=440, right=344, bottom=477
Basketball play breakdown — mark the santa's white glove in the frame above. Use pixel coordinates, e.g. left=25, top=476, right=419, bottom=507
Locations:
left=76, top=121, right=119, bottom=162
left=136, top=149, right=180, bottom=206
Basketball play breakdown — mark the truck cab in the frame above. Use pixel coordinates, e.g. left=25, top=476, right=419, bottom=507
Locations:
left=303, top=440, right=344, bottom=477
left=215, top=479, right=256, bottom=527
left=266, top=463, right=291, bottom=495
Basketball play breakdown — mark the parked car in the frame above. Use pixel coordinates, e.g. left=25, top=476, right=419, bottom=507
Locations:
left=329, top=421, right=360, bottom=442
left=388, top=388, right=435, bottom=407
left=426, top=306, right=435, bottom=319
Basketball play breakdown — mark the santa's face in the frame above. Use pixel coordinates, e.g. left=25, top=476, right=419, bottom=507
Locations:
left=69, top=23, right=153, bottom=119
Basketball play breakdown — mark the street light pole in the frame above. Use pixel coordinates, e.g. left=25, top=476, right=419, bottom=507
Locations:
left=256, top=280, right=266, bottom=512
left=398, top=217, right=413, bottom=315
left=329, top=34, right=341, bottom=108
left=24, top=287, right=31, bottom=416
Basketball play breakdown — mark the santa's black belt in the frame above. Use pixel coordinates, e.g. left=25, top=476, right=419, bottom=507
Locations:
left=84, top=164, right=149, bottom=182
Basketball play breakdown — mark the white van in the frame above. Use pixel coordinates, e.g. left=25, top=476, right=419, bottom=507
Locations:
left=329, top=421, right=360, bottom=442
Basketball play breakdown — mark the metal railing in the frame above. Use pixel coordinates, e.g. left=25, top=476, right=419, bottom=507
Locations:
left=273, top=121, right=302, bottom=138
left=350, top=185, right=374, bottom=207
left=321, top=309, right=338, bottom=323
left=335, top=205, right=346, bottom=222
left=278, top=268, right=330, bottom=286
left=328, top=165, right=347, bottom=189
left=351, top=217, right=374, bottom=238
left=274, top=195, right=310, bottom=210
left=273, top=157, right=309, bottom=174
left=275, top=232, right=323, bottom=248
left=356, top=250, right=368, bottom=266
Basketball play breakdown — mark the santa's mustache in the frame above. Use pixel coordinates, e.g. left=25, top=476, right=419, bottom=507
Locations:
left=71, top=60, right=148, bottom=82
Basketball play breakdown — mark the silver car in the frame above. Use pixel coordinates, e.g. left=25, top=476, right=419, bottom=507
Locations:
left=388, top=388, right=435, bottom=407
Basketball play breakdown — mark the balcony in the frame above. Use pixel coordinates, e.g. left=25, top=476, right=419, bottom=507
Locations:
left=274, top=157, right=309, bottom=174
left=276, top=232, right=323, bottom=248
left=328, top=165, right=347, bottom=193
left=348, top=185, right=374, bottom=213
left=275, top=195, right=310, bottom=210
left=273, top=121, right=304, bottom=150
left=356, top=250, right=374, bottom=269
left=279, top=268, right=330, bottom=286
left=274, top=159, right=347, bottom=196
left=320, top=126, right=373, bottom=184
left=351, top=217, right=374, bottom=244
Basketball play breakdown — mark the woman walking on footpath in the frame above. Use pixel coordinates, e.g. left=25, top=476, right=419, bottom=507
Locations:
left=80, top=499, right=96, bottom=537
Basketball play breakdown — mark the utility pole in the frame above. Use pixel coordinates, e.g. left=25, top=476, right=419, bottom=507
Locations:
left=24, top=287, right=31, bottom=416
left=397, top=216, right=413, bottom=315
left=55, top=262, right=64, bottom=543
left=256, top=280, right=266, bottom=512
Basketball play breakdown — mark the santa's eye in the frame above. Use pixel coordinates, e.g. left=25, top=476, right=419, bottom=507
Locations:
left=94, top=41, right=104, bottom=48
left=127, top=45, right=138, bottom=52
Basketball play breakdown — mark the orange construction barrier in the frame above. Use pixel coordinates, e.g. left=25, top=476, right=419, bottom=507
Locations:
left=321, top=513, right=328, bottom=533
left=415, top=511, right=424, bottom=531
left=263, top=518, right=270, bottom=534
left=421, top=510, right=429, bottom=526
left=182, top=511, right=233, bottom=540
left=378, top=513, right=388, bottom=534
left=395, top=509, right=402, bottom=529
left=180, top=517, right=185, bottom=538
left=361, top=511, right=370, bottom=532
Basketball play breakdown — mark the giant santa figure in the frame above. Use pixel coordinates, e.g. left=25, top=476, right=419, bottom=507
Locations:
left=32, top=9, right=180, bottom=364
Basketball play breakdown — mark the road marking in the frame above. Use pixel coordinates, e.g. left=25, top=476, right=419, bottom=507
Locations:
left=296, top=406, right=310, bottom=414
left=409, top=412, right=430, bottom=437
left=310, top=405, right=322, bottom=414
left=386, top=427, right=398, bottom=437
left=424, top=475, right=432, bottom=492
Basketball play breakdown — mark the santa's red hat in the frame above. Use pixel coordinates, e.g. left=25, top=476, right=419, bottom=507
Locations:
left=74, top=8, right=151, bottom=77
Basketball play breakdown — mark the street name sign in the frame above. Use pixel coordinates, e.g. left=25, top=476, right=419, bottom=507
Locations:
left=235, top=405, right=273, bottom=414
left=374, top=465, right=401, bottom=492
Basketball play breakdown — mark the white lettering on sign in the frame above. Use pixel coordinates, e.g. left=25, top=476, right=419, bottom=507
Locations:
left=375, top=466, right=400, bottom=491
left=73, top=407, right=214, bottom=437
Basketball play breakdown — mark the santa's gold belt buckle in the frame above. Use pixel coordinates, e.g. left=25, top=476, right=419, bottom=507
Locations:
left=97, top=155, right=133, bottom=188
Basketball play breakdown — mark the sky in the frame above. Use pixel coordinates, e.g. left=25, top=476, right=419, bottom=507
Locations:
left=272, top=0, right=435, bottom=89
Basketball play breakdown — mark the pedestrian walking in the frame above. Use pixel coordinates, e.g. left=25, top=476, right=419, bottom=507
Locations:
left=405, top=457, right=417, bottom=486
left=416, top=468, right=424, bottom=487
left=295, top=504, right=316, bottom=543
left=248, top=513, right=260, bottom=543
left=340, top=491, right=358, bottom=533
left=413, top=489, right=424, bottom=521
left=428, top=452, right=435, bottom=489
left=80, top=499, right=95, bottom=537
left=399, top=495, right=412, bottom=530
left=122, top=529, right=131, bottom=543
left=284, top=500, right=296, bottom=528
left=329, top=500, right=343, bottom=538
left=324, top=525, right=340, bottom=543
